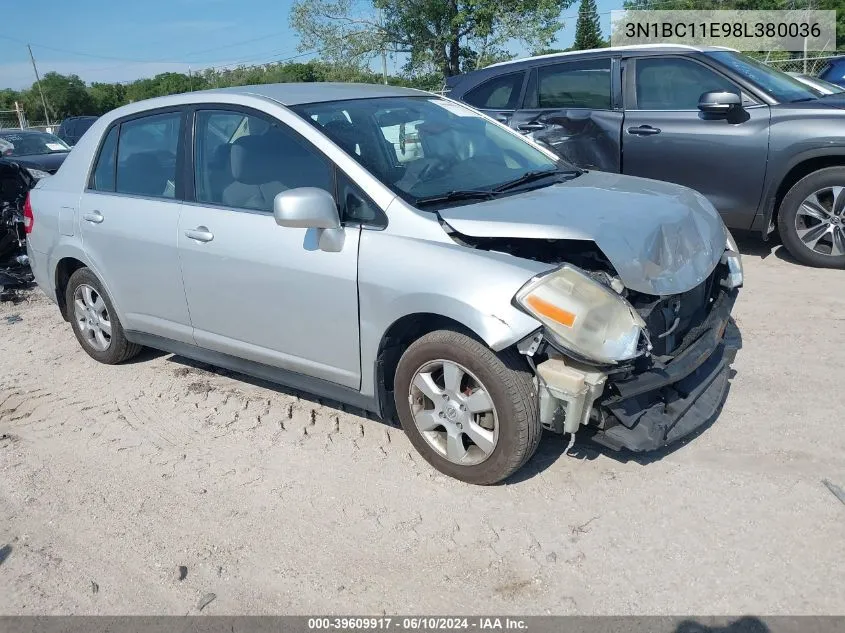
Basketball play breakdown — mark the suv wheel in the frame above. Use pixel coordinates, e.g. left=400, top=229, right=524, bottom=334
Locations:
left=66, top=268, right=142, bottom=364
left=778, top=167, right=845, bottom=268
left=393, top=329, right=542, bottom=485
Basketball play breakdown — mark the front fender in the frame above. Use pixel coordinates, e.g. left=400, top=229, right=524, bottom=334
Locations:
left=758, top=124, right=845, bottom=233
left=357, top=231, right=548, bottom=399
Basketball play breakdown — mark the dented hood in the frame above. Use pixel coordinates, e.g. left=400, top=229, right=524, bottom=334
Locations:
left=439, top=171, right=727, bottom=295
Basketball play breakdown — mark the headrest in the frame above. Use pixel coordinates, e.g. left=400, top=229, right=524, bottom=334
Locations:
left=229, top=135, right=280, bottom=185
left=321, top=120, right=362, bottom=155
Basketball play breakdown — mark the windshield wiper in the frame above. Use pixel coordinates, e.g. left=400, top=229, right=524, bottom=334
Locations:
left=492, top=168, right=579, bottom=193
left=415, top=189, right=495, bottom=207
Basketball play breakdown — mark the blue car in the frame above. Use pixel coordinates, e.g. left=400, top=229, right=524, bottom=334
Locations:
left=817, top=57, right=845, bottom=87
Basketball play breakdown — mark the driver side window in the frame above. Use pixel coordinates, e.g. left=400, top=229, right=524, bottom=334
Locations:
left=194, top=109, right=333, bottom=212
left=635, top=57, right=738, bottom=110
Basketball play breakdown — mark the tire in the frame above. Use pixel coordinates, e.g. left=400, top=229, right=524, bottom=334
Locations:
left=65, top=267, right=142, bottom=364
left=393, top=329, right=542, bottom=485
left=777, top=167, right=845, bottom=268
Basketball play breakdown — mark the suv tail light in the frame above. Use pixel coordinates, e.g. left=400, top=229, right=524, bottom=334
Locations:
left=23, top=193, right=34, bottom=234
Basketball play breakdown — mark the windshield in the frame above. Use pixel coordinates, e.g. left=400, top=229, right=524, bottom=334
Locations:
left=705, top=51, right=820, bottom=103
left=0, top=131, right=70, bottom=156
left=292, top=96, right=564, bottom=206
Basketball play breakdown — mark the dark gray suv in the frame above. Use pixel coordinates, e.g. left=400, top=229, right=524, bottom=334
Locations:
left=446, top=45, right=845, bottom=268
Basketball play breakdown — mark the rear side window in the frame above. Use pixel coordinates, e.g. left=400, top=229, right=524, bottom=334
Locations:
left=194, top=109, right=333, bottom=212
left=90, top=126, right=118, bottom=192
left=116, top=112, right=181, bottom=198
left=530, top=58, right=612, bottom=109
left=463, top=72, right=525, bottom=110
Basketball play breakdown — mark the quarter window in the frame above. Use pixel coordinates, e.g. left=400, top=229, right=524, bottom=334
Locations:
left=335, top=170, right=384, bottom=226
left=90, top=126, right=118, bottom=192
left=532, top=59, right=612, bottom=109
left=635, top=57, right=737, bottom=110
left=463, top=72, right=525, bottom=110
left=194, top=109, right=333, bottom=212
left=115, top=112, right=181, bottom=198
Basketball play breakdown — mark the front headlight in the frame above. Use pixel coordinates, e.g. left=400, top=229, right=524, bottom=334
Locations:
left=26, top=168, right=51, bottom=179
left=515, top=265, right=645, bottom=364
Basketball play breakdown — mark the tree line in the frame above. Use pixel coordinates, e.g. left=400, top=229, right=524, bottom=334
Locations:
left=0, top=62, right=447, bottom=125
left=6, top=0, right=837, bottom=125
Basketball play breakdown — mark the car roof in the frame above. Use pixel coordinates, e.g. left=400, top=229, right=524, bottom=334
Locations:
left=483, top=44, right=738, bottom=69
left=121, top=82, right=428, bottom=113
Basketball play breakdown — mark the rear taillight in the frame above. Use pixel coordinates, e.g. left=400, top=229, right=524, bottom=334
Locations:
left=23, top=193, right=34, bottom=234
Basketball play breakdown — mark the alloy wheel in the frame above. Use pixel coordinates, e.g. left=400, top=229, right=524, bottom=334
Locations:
left=73, top=284, right=112, bottom=352
left=795, top=187, right=845, bottom=257
left=408, top=359, right=499, bottom=465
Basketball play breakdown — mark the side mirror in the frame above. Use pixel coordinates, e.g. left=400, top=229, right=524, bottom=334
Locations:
left=273, top=187, right=344, bottom=252
left=698, top=91, right=742, bottom=115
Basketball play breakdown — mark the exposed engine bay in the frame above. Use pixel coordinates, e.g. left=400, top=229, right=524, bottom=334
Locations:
left=0, top=160, right=35, bottom=300
left=447, top=229, right=722, bottom=357
left=446, top=226, right=743, bottom=453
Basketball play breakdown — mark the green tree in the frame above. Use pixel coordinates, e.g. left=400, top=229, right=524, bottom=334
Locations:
left=88, top=82, right=126, bottom=115
left=21, top=72, right=93, bottom=121
left=0, top=88, right=21, bottom=111
left=573, top=0, right=604, bottom=50
left=290, top=0, right=574, bottom=78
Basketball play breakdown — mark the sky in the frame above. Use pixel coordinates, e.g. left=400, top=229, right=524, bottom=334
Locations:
left=0, top=0, right=622, bottom=91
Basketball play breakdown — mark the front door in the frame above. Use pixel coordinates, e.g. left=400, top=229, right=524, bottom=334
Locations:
left=79, top=110, right=193, bottom=343
left=621, top=55, right=771, bottom=229
left=178, top=108, right=361, bottom=388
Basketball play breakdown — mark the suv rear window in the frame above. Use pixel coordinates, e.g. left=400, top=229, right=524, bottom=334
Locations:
left=463, top=72, right=525, bottom=110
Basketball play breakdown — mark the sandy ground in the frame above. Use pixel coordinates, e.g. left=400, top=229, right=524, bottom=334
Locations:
left=0, top=234, right=844, bottom=616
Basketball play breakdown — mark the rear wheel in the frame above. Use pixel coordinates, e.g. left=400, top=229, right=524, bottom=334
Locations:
left=393, top=329, right=541, bottom=485
left=778, top=167, right=845, bottom=268
left=66, top=267, right=142, bottom=364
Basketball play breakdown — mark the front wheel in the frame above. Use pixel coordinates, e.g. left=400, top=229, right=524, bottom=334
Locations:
left=778, top=167, right=845, bottom=268
left=393, top=330, right=542, bottom=485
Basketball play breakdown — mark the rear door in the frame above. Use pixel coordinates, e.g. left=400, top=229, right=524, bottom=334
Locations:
left=178, top=106, right=362, bottom=388
left=460, top=71, right=528, bottom=126
left=509, top=57, right=622, bottom=172
left=79, top=109, right=193, bottom=343
left=621, top=55, right=770, bottom=229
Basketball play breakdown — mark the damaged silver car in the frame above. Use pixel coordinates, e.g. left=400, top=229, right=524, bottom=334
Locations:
left=26, top=84, right=742, bottom=484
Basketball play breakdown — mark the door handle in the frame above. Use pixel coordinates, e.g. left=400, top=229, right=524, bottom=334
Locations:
left=184, top=226, right=214, bottom=243
left=627, top=125, right=661, bottom=136
left=83, top=211, right=104, bottom=224
left=517, top=122, right=546, bottom=132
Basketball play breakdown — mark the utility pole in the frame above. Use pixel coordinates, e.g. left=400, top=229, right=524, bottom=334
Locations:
left=27, top=44, right=51, bottom=127
left=189, top=66, right=194, bottom=91
left=378, top=7, right=387, bottom=84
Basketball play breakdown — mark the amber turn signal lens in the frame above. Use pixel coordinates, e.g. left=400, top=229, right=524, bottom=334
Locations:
left=525, top=294, right=576, bottom=328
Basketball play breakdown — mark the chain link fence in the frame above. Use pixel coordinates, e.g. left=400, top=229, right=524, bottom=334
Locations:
left=764, top=55, right=838, bottom=76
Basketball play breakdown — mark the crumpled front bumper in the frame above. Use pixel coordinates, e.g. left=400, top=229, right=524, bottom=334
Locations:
left=592, top=290, right=740, bottom=452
